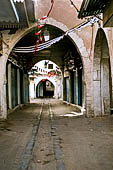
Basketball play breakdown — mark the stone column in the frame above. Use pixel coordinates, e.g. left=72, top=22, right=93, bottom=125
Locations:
left=24, top=74, right=29, bottom=103
left=17, top=68, right=20, bottom=105
left=0, top=72, right=7, bottom=119
left=93, top=68, right=101, bottom=116
left=30, top=78, right=35, bottom=99
left=0, top=54, right=8, bottom=118
left=55, top=75, right=58, bottom=99
left=60, top=75, right=63, bottom=99
left=1, top=80, right=7, bottom=119
left=63, top=72, right=66, bottom=101
left=75, top=69, right=78, bottom=105
left=8, top=63, right=12, bottom=109
left=34, top=80, right=36, bottom=99
left=69, top=71, right=72, bottom=103
left=60, top=67, right=64, bottom=100
left=23, top=73, right=25, bottom=104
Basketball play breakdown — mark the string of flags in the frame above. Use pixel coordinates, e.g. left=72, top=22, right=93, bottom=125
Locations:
left=13, top=35, right=64, bottom=53
left=13, top=15, right=99, bottom=53
left=33, top=0, right=54, bottom=54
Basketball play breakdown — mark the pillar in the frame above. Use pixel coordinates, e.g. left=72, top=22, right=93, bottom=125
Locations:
left=8, top=63, right=12, bottom=109
left=17, top=68, right=21, bottom=105
left=1, top=80, right=7, bottom=119
left=23, top=73, right=26, bottom=104
left=30, top=78, right=35, bottom=99
left=73, top=71, right=76, bottom=104
left=24, top=74, right=29, bottom=103
left=54, top=75, right=58, bottom=99
left=63, top=74, right=66, bottom=101
left=69, top=71, right=72, bottom=103
left=75, top=69, right=78, bottom=105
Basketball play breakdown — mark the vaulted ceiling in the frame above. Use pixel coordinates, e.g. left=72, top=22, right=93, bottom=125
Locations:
left=12, top=24, right=82, bottom=71
left=0, top=1, right=82, bottom=72
left=0, top=0, right=35, bottom=30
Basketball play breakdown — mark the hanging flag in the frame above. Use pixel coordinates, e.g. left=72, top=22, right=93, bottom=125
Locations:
left=13, top=35, right=64, bottom=53
left=33, top=40, right=39, bottom=54
left=37, top=24, right=45, bottom=29
left=13, top=15, right=99, bottom=54
left=40, top=35, right=44, bottom=44
left=35, top=30, right=42, bottom=36
left=34, top=0, right=54, bottom=54
left=41, top=16, right=47, bottom=20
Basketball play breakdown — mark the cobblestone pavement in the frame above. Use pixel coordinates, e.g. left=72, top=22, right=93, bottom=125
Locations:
left=0, top=99, right=113, bottom=170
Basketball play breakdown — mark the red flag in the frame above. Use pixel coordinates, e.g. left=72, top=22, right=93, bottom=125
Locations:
left=41, top=16, right=47, bottom=20
left=33, top=40, right=39, bottom=54
left=34, top=0, right=54, bottom=55
left=35, top=30, right=41, bottom=36
left=40, top=35, right=44, bottom=44
left=37, top=24, right=45, bottom=29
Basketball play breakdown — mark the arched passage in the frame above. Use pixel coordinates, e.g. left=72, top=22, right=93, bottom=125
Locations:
left=12, top=23, right=85, bottom=105
left=1, top=19, right=89, bottom=118
left=36, top=79, right=55, bottom=98
left=29, top=60, right=63, bottom=99
left=93, top=28, right=112, bottom=116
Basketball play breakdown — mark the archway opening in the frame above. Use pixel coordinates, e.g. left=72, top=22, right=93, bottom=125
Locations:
left=7, top=24, right=84, bottom=111
left=36, top=79, right=55, bottom=98
left=29, top=60, right=63, bottom=100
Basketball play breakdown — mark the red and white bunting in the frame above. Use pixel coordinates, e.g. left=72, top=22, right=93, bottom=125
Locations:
left=34, top=0, right=54, bottom=54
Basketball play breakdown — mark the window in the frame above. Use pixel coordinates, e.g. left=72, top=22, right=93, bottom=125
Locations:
left=48, top=64, right=53, bottom=69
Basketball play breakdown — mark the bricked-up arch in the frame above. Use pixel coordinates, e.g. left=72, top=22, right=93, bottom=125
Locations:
left=93, top=28, right=112, bottom=116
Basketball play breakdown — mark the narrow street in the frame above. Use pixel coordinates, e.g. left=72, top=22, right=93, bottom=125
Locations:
left=0, top=99, right=113, bottom=170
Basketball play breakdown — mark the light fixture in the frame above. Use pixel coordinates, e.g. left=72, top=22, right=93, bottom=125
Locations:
left=44, top=28, right=50, bottom=42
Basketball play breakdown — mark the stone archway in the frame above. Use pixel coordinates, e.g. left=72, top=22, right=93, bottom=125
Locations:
left=36, top=79, right=55, bottom=98
left=1, top=18, right=91, bottom=118
left=93, top=28, right=112, bottom=116
left=5, top=18, right=89, bottom=74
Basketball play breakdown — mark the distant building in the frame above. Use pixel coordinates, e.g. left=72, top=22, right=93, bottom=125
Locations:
left=29, top=60, right=63, bottom=99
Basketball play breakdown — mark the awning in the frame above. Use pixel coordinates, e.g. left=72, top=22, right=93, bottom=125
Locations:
left=78, top=0, right=108, bottom=18
left=0, top=0, right=35, bottom=29
left=0, top=0, right=19, bottom=23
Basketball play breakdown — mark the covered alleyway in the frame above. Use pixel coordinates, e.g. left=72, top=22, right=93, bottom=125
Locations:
left=36, top=79, right=55, bottom=98
left=0, top=99, right=113, bottom=170
left=0, top=0, right=113, bottom=170
left=5, top=22, right=84, bottom=118
left=1, top=0, right=113, bottom=118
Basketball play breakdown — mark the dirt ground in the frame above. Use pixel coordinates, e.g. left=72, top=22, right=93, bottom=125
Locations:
left=0, top=99, right=113, bottom=170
